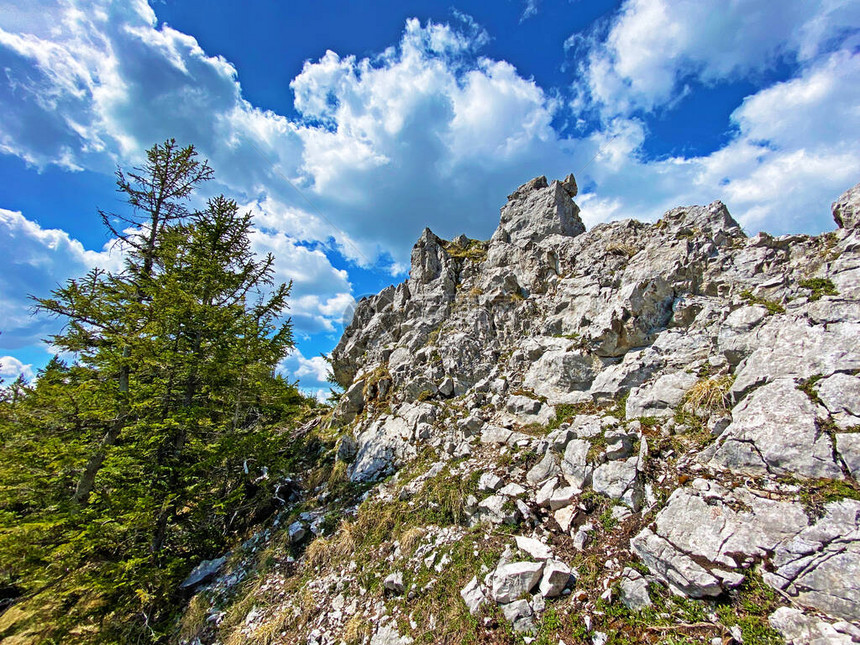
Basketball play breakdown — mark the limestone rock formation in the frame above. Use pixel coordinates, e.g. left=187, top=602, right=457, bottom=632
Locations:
left=177, top=176, right=860, bottom=645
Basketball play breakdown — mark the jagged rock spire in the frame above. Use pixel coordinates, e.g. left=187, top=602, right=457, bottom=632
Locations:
left=491, top=174, right=585, bottom=246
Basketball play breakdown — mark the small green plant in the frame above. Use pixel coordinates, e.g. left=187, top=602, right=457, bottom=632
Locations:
left=716, top=571, right=785, bottom=645
left=586, top=433, right=608, bottom=462
left=818, top=231, right=841, bottom=262
left=425, top=327, right=441, bottom=347
left=796, top=477, right=860, bottom=519
left=797, top=374, right=823, bottom=404
left=443, top=237, right=488, bottom=262
left=610, top=391, right=630, bottom=420
left=740, top=290, right=785, bottom=315
left=599, top=505, right=619, bottom=530
left=799, top=277, right=838, bottom=301
left=361, top=364, right=393, bottom=402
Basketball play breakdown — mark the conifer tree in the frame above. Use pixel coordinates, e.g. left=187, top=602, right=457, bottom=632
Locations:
left=1, top=141, right=315, bottom=642
left=37, top=140, right=213, bottom=504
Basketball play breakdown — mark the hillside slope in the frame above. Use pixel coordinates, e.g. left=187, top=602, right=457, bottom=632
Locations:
left=178, top=176, right=860, bottom=645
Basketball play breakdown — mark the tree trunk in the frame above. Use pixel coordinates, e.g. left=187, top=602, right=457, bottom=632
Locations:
left=72, top=415, right=122, bottom=504
left=73, top=353, right=129, bottom=505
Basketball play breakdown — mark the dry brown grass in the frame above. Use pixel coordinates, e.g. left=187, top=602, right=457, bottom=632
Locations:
left=332, top=520, right=357, bottom=558
left=178, top=594, right=210, bottom=641
left=400, top=526, right=426, bottom=554
left=685, top=374, right=734, bottom=413
left=328, top=460, right=348, bottom=486
left=343, top=614, right=371, bottom=644
left=606, top=241, right=640, bottom=258
left=304, top=537, right=333, bottom=569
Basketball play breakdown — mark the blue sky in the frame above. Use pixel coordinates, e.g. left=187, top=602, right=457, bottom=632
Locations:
left=1, top=0, right=858, bottom=397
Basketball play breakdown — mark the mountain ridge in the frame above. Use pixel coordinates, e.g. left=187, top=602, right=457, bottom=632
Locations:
left=179, top=174, right=860, bottom=645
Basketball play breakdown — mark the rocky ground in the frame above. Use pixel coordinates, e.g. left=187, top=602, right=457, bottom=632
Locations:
left=178, top=176, right=860, bottom=645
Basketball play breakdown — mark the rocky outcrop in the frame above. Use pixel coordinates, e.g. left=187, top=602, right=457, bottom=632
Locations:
left=833, top=181, right=860, bottom=230
left=179, top=176, right=860, bottom=645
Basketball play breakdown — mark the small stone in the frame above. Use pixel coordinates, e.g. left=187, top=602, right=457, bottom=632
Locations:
left=384, top=571, right=405, bottom=594
left=476, top=495, right=520, bottom=525
left=501, top=599, right=535, bottom=634
left=527, top=451, right=561, bottom=485
left=712, top=569, right=745, bottom=588
left=438, top=377, right=455, bottom=397
left=604, top=431, right=635, bottom=460
left=539, top=559, right=572, bottom=598
left=289, top=521, right=307, bottom=543
left=573, top=523, right=593, bottom=550
left=515, top=536, right=553, bottom=560
left=478, top=472, right=503, bottom=493
left=547, top=485, right=579, bottom=511
left=179, top=554, right=229, bottom=589
left=554, top=505, right=578, bottom=533
left=536, top=477, right=558, bottom=507
left=460, top=576, right=487, bottom=616
left=499, top=482, right=528, bottom=497
left=490, top=561, right=544, bottom=603
left=707, top=415, right=731, bottom=437
left=611, top=506, right=632, bottom=523
left=619, top=568, right=652, bottom=611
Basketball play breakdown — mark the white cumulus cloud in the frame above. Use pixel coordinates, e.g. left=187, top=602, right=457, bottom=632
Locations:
left=0, top=208, right=122, bottom=348
left=0, top=355, right=34, bottom=382
left=279, top=349, right=331, bottom=387
left=574, top=0, right=860, bottom=118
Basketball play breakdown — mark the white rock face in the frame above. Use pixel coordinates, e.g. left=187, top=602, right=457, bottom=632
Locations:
left=631, top=528, right=723, bottom=598
left=707, top=378, right=842, bottom=479
left=316, top=172, right=860, bottom=637
left=625, top=371, right=698, bottom=419
left=836, top=433, right=860, bottom=478
left=654, top=484, right=808, bottom=568
left=769, top=607, right=854, bottom=645
left=816, top=372, right=860, bottom=429
left=769, top=499, right=860, bottom=622
left=832, top=181, right=860, bottom=230
left=506, top=394, right=556, bottom=425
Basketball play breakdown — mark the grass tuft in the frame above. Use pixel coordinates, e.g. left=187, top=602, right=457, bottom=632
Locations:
left=799, top=277, right=838, bottom=301
left=685, top=374, right=734, bottom=413
left=740, top=290, right=785, bottom=315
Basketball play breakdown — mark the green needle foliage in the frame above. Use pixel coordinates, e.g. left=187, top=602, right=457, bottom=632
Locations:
left=0, top=141, right=318, bottom=643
